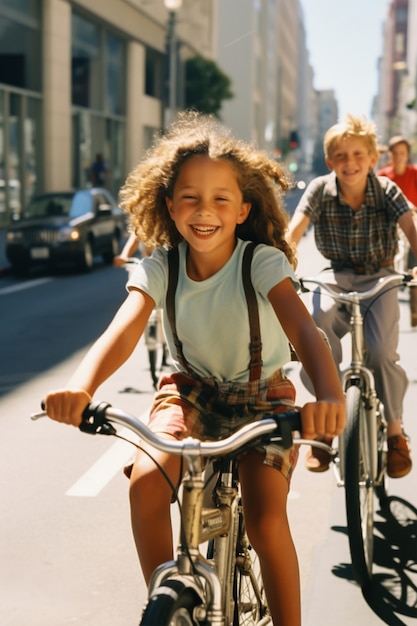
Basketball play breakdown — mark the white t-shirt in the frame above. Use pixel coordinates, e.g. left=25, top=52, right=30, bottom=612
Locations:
left=127, top=239, right=299, bottom=382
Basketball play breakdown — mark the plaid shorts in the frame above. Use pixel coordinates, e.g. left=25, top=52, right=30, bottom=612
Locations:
left=148, top=369, right=299, bottom=482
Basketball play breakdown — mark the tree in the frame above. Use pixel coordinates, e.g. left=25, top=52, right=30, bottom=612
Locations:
left=185, top=56, right=233, bottom=118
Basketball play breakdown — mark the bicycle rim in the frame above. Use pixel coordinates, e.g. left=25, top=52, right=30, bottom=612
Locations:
left=375, top=408, right=388, bottom=505
left=344, top=385, right=374, bottom=588
left=139, top=579, right=202, bottom=626
left=233, top=517, right=272, bottom=625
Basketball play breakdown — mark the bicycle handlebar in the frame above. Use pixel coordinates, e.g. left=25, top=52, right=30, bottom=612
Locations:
left=32, top=402, right=302, bottom=454
left=300, top=272, right=416, bottom=303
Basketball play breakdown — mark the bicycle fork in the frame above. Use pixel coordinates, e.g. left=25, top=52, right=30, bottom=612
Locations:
left=342, top=298, right=379, bottom=484
left=147, top=455, right=238, bottom=625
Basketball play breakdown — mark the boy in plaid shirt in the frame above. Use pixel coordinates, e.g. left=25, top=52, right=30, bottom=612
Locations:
left=288, top=114, right=416, bottom=478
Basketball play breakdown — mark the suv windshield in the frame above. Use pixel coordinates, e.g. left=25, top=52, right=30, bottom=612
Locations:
left=23, top=194, right=74, bottom=219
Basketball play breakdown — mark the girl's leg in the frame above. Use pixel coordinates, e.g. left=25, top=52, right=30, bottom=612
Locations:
left=129, top=442, right=181, bottom=583
left=239, top=451, right=301, bottom=626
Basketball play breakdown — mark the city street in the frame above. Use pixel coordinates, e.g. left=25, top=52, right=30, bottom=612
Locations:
left=1, top=237, right=416, bottom=626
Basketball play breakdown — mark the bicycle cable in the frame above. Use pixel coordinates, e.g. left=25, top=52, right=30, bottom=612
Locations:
left=360, top=281, right=406, bottom=326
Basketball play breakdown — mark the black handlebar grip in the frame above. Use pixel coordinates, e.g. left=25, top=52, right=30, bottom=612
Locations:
left=80, top=401, right=116, bottom=436
left=276, top=410, right=302, bottom=449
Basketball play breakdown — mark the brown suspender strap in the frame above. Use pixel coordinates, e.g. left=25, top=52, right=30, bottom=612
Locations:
left=242, top=242, right=263, bottom=381
left=166, top=246, right=194, bottom=375
left=166, top=243, right=262, bottom=381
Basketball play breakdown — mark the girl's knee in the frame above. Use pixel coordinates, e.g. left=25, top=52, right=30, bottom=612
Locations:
left=129, top=457, right=174, bottom=515
left=246, top=511, right=290, bottom=557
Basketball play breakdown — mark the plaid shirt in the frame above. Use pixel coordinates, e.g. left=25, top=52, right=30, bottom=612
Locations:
left=295, top=172, right=410, bottom=274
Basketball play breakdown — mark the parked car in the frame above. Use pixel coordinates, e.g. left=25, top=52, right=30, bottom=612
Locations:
left=6, top=188, right=125, bottom=274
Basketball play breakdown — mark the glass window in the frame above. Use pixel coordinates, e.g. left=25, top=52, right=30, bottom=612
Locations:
left=70, top=190, right=93, bottom=217
left=72, top=14, right=101, bottom=109
left=105, top=33, right=125, bottom=115
left=0, top=91, right=5, bottom=219
left=0, top=0, right=40, bottom=13
left=25, top=97, right=41, bottom=202
left=106, top=118, right=125, bottom=194
left=0, top=6, right=41, bottom=91
left=145, top=47, right=164, bottom=99
left=8, top=93, right=21, bottom=218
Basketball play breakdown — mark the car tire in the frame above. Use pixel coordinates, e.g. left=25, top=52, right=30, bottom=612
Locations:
left=102, top=233, right=120, bottom=264
left=11, top=263, right=29, bottom=277
left=79, top=240, right=94, bottom=272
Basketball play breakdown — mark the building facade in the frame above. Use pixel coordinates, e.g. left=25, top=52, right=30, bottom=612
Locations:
left=0, top=0, right=215, bottom=226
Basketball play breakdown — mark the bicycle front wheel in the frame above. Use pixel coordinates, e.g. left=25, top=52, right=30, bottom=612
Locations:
left=233, top=514, right=272, bottom=625
left=344, top=385, right=375, bottom=588
left=139, top=579, right=203, bottom=626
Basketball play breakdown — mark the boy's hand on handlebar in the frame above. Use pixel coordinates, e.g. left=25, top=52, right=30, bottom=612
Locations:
left=301, top=400, right=346, bottom=440
left=44, top=389, right=92, bottom=427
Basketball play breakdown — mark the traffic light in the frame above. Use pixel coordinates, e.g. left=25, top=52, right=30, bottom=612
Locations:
left=289, top=130, right=299, bottom=149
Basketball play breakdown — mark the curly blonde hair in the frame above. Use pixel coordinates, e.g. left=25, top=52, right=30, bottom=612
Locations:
left=119, top=111, right=296, bottom=267
left=323, top=113, right=379, bottom=160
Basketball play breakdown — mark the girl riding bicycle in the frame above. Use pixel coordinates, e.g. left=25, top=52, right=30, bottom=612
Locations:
left=44, top=111, right=345, bottom=626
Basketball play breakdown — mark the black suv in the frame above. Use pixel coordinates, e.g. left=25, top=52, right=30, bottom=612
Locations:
left=6, top=188, right=125, bottom=274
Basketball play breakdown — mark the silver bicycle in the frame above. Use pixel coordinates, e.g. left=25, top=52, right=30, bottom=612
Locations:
left=300, top=271, right=415, bottom=588
left=32, top=402, right=302, bottom=625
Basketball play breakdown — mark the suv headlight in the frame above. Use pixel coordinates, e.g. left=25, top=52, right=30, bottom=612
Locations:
left=6, top=230, right=23, bottom=243
left=58, top=228, right=80, bottom=242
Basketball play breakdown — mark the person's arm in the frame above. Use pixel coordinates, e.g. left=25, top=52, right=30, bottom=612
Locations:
left=268, top=278, right=346, bottom=440
left=44, top=289, right=155, bottom=426
left=398, top=210, right=417, bottom=266
left=287, top=212, right=311, bottom=245
left=113, top=233, right=140, bottom=267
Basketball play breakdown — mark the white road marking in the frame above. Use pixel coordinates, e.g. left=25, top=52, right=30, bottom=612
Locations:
left=0, top=277, right=52, bottom=295
left=66, top=413, right=147, bottom=497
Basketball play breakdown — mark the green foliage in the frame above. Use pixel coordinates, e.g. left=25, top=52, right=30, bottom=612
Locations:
left=185, top=56, right=233, bottom=118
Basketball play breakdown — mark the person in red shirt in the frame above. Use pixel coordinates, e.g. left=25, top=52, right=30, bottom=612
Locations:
left=377, top=135, right=417, bottom=206
left=378, top=136, right=417, bottom=324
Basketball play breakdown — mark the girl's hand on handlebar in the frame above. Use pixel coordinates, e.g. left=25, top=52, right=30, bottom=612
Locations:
left=301, top=400, right=346, bottom=440
left=44, top=389, right=92, bottom=427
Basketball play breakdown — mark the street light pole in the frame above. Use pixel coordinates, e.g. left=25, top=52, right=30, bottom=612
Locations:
left=164, top=0, right=183, bottom=128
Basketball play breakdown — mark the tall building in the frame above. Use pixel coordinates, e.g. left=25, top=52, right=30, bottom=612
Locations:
left=215, top=0, right=307, bottom=166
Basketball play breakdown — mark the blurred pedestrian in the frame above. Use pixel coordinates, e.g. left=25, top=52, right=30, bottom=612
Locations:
left=113, top=232, right=169, bottom=385
left=377, top=135, right=417, bottom=324
left=377, top=135, right=417, bottom=205
left=90, top=153, right=108, bottom=187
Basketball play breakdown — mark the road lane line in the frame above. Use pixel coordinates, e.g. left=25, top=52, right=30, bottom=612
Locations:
left=66, top=411, right=148, bottom=497
left=0, top=277, right=52, bottom=295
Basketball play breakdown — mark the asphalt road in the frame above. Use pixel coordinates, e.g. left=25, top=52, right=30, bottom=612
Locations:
left=1, top=242, right=416, bottom=626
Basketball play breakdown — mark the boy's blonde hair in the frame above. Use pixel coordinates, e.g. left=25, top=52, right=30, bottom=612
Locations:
left=323, top=114, right=379, bottom=160
left=119, top=111, right=296, bottom=267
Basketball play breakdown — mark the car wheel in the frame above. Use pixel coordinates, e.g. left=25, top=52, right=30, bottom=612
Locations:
left=11, top=263, right=29, bottom=277
left=79, top=240, right=94, bottom=272
left=102, top=233, right=120, bottom=264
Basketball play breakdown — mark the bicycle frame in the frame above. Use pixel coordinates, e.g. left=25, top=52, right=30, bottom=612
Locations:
left=32, top=403, right=301, bottom=625
left=340, top=292, right=380, bottom=485
left=300, top=271, right=414, bottom=587
left=148, top=452, right=238, bottom=625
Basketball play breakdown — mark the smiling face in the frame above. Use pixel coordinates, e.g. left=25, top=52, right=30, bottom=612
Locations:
left=390, top=141, right=410, bottom=175
left=166, top=155, right=251, bottom=268
left=326, top=136, right=378, bottom=193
